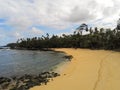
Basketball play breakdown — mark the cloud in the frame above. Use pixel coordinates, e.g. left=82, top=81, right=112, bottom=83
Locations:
left=67, top=6, right=96, bottom=22
left=31, top=27, right=43, bottom=35
left=0, top=0, right=120, bottom=45
left=0, top=26, right=44, bottom=45
left=0, top=0, right=119, bottom=29
left=7, top=27, right=44, bottom=39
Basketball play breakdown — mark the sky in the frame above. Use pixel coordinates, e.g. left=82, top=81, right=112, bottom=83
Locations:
left=0, top=0, right=120, bottom=46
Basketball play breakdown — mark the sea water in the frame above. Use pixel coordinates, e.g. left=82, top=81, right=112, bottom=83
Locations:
left=0, top=49, right=66, bottom=77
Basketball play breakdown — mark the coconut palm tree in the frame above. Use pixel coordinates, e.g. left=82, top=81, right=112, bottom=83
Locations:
left=75, top=23, right=88, bottom=35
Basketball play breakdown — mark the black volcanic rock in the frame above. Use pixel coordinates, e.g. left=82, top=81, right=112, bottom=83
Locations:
left=0, top=72, right=60, bottom=90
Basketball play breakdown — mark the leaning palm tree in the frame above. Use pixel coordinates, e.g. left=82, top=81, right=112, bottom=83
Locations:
left=75, top=23, right=88, bottom=35
left=116, top=18, right=120, bottom=30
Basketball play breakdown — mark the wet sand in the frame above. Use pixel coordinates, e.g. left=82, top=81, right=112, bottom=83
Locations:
left=30, top=48, right=120, bottom=90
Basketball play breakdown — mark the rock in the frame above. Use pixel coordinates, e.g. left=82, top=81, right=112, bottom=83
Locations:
left=63, top=55, right=73, bottom=61
left=12, top=76, right=17, bottom=80
left=1, top=82, right=10, bottom=89
left=52, top=72, right=60, bottom=77
left=0, top=72, right=60, bottom=90
left=0, top=77, right=11, bottom=84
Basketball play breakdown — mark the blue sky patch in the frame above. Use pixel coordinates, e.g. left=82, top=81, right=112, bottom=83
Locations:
left=0, top=18, right=7, bottom=23
left=0, top=24, right=13, bottom=31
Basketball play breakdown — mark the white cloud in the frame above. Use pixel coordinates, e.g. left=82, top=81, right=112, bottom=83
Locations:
left=0, top=27, right=44, bottom=45
left=9, top=27, right=44, bottom=39
left=31, top=27, right=43, bottom=34
left=0, top=0, right=120, bottom=45
left=67, top=6, right=96, bottom=22
left=0, top=0, right=119, bottom=29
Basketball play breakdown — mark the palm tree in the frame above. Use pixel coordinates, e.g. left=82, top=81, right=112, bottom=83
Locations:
left=89, top=27, right=93, bottom=35
left=116, top=18, right=120, bottom=33
left=75, top=23, right=88, bottom=35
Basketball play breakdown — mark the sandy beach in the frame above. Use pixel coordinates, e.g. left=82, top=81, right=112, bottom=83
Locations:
left=30, top=48, right=120, bottom=90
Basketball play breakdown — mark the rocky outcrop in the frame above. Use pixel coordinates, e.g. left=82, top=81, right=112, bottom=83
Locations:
left=0, top=72, right=60, bottom=90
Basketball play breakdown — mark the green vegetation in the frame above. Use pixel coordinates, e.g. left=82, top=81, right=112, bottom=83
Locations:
left=7, top=21, right=120, bottom=50
left=7, top=27, right=120, bottom=50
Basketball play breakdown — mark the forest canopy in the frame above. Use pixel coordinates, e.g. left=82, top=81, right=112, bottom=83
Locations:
left=7, top=20, right=120, bottom=50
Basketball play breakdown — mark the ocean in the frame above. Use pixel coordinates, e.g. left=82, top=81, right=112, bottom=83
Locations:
left=0, top=49, right=66, bottom=77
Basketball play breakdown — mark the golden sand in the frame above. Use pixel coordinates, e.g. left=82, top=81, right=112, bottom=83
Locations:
left=30, top=48, right=120, bottom=90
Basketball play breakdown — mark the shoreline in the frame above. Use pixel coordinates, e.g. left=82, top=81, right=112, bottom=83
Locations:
left=0, top=49, right=68, bottom=90
left=30, top=48, right=120, bottom=90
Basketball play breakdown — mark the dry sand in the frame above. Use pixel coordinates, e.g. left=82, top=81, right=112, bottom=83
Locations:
left=30, top=48, right=120, bottom=90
